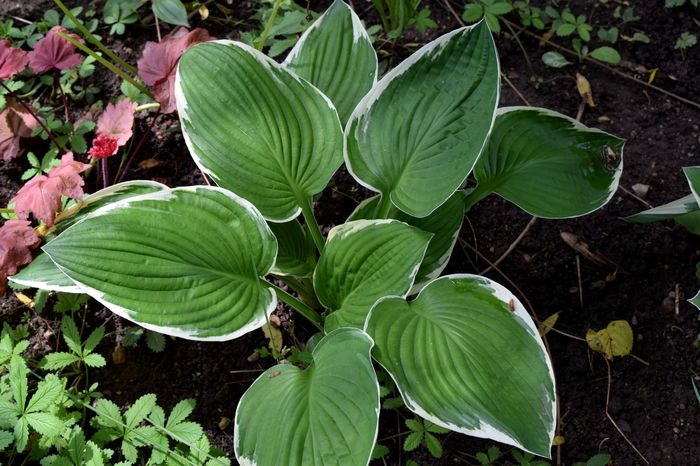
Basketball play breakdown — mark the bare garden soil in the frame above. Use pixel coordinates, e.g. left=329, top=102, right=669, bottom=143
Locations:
left=1, top=0, right=699, bottom=464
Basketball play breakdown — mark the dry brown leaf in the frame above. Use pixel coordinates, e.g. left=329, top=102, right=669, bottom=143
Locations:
left=576, top=73, right=596, bottom=107
left=538, top=312, right=560, bottom=336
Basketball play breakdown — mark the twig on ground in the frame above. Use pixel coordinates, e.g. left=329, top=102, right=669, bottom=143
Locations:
left=675, top=283, right=680, bottom=315
left=604, top=358, right=649, bottom=464
left=618, top=185, right=654, bottom=210
left=576, top=255, right=583, bottom=308
left=480, top=216, right=537, bottom=275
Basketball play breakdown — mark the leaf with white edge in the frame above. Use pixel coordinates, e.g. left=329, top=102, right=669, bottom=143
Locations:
left=268, top=220, right=316, bottom=277
left=348, top=192, right=464, bottom=291
left=315, top=220, right=432, bottom=332
left=283, top=0, right=377, bottom=125
left=625, top=194, right=698, bottom=223
left=684, top=166, right=700, bottom=204
left=43, top=187, right=278, bottom=341
left=365, top=275, right=556, bottom=457
left=176, top=41, right=343, bottom=222
left=472, top=107, right=624, bottom=218
left=234, top=328, right=379, bottom=466
left=690, top=290, right=700, bottom=311
left=9, top=253, right=81, bottom=293
left=345, top=21, right=499, bottom=217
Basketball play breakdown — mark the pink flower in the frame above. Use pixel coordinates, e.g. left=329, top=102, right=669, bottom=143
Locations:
left=0, top=40, right=28, bottom=80
left=88, top=134, right=118, bottom=159
left=28, top=26, right=84, bottom=74
left=13, top=152, right=90, bottom=226
left=0, top=220, right=39, bottom=294
left=137, top=28, right=213, bottom=113
left=0, top=101, right=39, bottom=161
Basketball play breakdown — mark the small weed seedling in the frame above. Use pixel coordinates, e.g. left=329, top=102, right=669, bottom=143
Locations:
left=10, top=1, right=625, bottom=464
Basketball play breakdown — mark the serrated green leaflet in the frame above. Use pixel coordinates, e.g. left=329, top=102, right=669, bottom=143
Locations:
left=283, top=0, right=377, bottom=125
left=345, top=22, right=499, bottom=217
left=43, top=187, right=278, bottom=341
left=234, top=328, right=379, bottom=466
left=176, top=41, right=343, bottom=222
left=347, top=192, right=464, bottom=291
left=315, top=220, right=432, bottom=332
left=471, top=107, right=624, bottom=218
left=365, top=275, right=556, bottom=457
left=268, top=220, right=315, bottom=277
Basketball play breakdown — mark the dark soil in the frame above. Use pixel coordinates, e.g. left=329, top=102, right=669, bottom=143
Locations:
left=2, top=0, right=699, bottom=465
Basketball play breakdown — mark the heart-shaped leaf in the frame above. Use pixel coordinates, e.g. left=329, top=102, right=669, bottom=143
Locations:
left=315, top=220, right=432, bottom=332
left=43, top=186, right=277, bottom=341
left=268, top=220, right=315, bottom=277
left=345, top=21, right=499, bottom=217
left=365, top=275, right=556, bottom=457
left=471, top=107, right=624, bottom=218
left=234, top=328, right=379, bottom=466
left=283, top=0, right=377, bottom=125
left=348, top=192, right=464, bottom=291
left=176, top=41, right=343, bottom=221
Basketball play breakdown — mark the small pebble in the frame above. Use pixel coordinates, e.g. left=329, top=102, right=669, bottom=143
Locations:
left=631, top=183, right=650, bottom=197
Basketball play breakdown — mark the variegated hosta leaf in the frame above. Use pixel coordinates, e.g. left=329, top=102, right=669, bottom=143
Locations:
left=176, top=40, right=344, bottom=222
left=9, top=253, right=81, bottom=293
left=347, top=192, right=464, bottom=291
left=234, top=328, right=379, bottom=466
left=43, top=186, right=277, bottom=341
left=268, top=220, right=316, bottom=277
left=690, top=290, right=700, bottom=311
left=472, top=107, right=624, bottom=218
left=315, top=220, right=432, bottom=332
left=10, top=181, right=170, bottom=293
left=685, top=166, right=700, bottom=203
left=365, top=275, right=556, bottom=457
left=345, top=21, right=499, bottom=218
left=283, top=0, right=377, bottom=125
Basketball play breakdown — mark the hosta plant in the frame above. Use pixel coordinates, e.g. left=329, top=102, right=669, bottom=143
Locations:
left=627, top=166, right=700, bottom=309
left=10, top=1, right=625, bottom=463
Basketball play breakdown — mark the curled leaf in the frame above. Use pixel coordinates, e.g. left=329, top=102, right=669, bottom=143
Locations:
left=27, top=26, right=84, bottom=74
left=96, top=99, right=137, bottom=146
left=137, top=28, right=214, bottom=113
left=0, top=220, right=39, bottom=294
left=0, top=40, right=29, bottom=80
left=585, top=320, right=633, bottom=359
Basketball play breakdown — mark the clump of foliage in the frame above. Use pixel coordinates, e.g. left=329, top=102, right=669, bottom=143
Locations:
left=8, top=1, right=625, bottom=464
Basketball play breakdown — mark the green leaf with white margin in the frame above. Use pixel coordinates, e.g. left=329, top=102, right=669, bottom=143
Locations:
left=684, top=166, right=700, bottom=203
left=315, top=220, right=432, bottom=332
left=10, top=181, right=169, bottom=293
left=268, top=220, right=316, bottom=277
left=176, top=41, right=343, bottom=222
left=234, top=328, right=379, bottom=466
left=345, top=21, right=499, bottom=218
left=471, top=107, right=624, bottom=218
left=347, top=192, right=464, bottom=292
left=690, top=290, right=700, bottom=311
left=365, top=275, right=556, bottom=457
left=43, top=186, right=278, bottom=341
left=283, top=0, right=377, bottom=125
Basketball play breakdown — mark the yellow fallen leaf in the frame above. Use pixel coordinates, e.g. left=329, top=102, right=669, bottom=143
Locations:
left=586, top=320, right=633, bottom=359
left=576, top=73, right=596, bottom=107
left=648, top=68, right=658, bottom=85
left=199, top=5, right=209, bottom=20
left=552, top=435, right=565, bottom=446
left=539, top=312, right=560, bottom=336
left=14, top=292, right=34, bottom=308
left=263, top=319, right=283, bottom=358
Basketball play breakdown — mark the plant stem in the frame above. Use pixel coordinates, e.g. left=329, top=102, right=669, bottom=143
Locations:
left=255, top=0, right=283, bottom=51
left=300, top=197, right=325, bottom=254
left=115, top=115, right=158, bottom=184
left=463, top=183, right=492, bottom=212
left=55, top=31, right=154, bottom=99
left=54, top=71, right=72, bottom=122
left=0, top=81, right=66, bottom=154
left=135, top=102, right=161, bottom=112
left=269, top=282, right=324, bottom=332
left=101, top=158, right=108, bottom=189
left=53, top=0, right=139, bottom=76
left=274, top=274, right=322, bottom=310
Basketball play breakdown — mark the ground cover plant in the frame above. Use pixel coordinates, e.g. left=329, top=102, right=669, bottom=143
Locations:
left=5, top=1, right=627, bottom=463
left=1, top=0, right=699, bottom=464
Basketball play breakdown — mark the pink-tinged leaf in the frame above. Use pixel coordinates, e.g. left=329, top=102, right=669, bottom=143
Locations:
left=88, top=134, right=118, bottom=159
left=0, top=40, right=29, bottom=80
left=0, top=102, right=40, bottom=161
left=28, top=26, right=84, bottom=74
left=13, top=152, right=90, bottom=226
left=0, top=220, right=39, bottom=294
left=96, top=99, right=137, bottom=146
left=137, top=28, right=214, bottom=113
